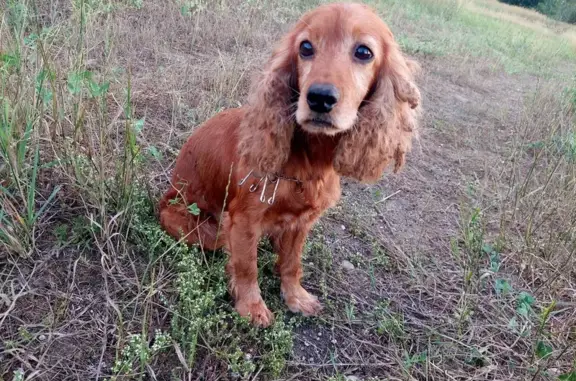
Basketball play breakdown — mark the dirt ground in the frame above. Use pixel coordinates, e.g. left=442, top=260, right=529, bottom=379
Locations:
left=284, top=55, right=543, bottom=380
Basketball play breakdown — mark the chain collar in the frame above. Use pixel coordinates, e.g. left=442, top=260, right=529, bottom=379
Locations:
left=238, top=170, right=302, bottom=205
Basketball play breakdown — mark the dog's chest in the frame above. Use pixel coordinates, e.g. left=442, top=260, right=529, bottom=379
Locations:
left=266, top=172, right=341, bottom=230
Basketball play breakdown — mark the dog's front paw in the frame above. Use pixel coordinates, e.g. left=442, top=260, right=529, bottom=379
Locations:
left=282, top=285, right=323, bottom=316
left=235, top=297, right=274, bottom=327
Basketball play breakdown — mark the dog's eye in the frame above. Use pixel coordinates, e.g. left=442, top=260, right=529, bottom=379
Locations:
left=299, top=41, right=314, bottom=58
left=354, top=45, right=373, bottom=61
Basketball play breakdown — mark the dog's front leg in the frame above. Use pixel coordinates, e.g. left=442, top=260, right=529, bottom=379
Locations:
left=225, top=209, right=273, bottom=327
left=272, top=224, right=323, bottom=316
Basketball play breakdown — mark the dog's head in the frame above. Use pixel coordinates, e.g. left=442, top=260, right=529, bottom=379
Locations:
left=238, top=2, right=421, bottom=182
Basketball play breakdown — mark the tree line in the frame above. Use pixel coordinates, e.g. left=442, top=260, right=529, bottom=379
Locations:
left=499, top=0, right=576, bottom=23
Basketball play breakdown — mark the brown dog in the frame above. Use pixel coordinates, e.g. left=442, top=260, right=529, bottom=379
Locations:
left=159, top=2, right=421, bottom=327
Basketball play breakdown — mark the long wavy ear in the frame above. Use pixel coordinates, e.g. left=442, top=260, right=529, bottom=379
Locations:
left=333, top=38, right=421, bottom=183
left=237, top=32, right=298, bottom=174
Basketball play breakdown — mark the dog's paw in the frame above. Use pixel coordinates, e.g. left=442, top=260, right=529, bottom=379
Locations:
left=282, top=286, right=323, bottom=316
left=235, top=298, right=274, bottom=328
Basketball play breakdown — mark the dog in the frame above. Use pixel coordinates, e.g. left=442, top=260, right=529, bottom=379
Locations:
left=159, top=2, right=421, bottom=327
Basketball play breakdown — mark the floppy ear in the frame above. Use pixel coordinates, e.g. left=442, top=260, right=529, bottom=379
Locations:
left=237, top=32, right=298, bottom=174
left=333, top=39, right=421, bottom=183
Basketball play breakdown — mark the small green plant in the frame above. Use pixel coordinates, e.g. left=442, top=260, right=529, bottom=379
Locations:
left=110, top=330, right=172, bottom=379
left=527, top=299, right=557, bottom=380
left=494, top=278, right=513, bottom=295
left=179, top=0, right=206, bottom=16
left=516, top=291, right=535, bottom=318
left=483, top=244, right=501, bottom=273
left=371, top=241, right=390, bottom=268
left=453, top=207, right=490, bottom=334
left=345, top=299, right=356, bottom=323
left=187, top=202, right=200, bottom=216
left=0, top=6, right=62, bottom=256
left=372, top=301, right=405, bottom=341
left=127, top=193, right=294, bottom=379
left=534, top=340, right=553, bottom=360
left=12, top=368, right=25, bottom=381
left=465, top=347, right=489, bottom=368
left=402, top=350, right=427, bottom=375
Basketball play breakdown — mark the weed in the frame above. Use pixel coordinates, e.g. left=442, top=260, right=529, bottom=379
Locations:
left=109, top=330, right=171, bottom=379
left=372, top=301, right=405, bottom=341
left=402, top=350, right=427, bottom=375
left=345, top=299, right=356, bottom=324
left=12, top=369, right=25, bottom=381
left=125, top=193, right=294, bottom=379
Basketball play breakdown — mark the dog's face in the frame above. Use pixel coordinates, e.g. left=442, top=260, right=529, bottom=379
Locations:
left=293, top=4, right=388, bottom=136
left=238, top=2, right=420, bottom=181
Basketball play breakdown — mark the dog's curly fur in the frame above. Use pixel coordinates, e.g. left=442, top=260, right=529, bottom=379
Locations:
left=159, top=2, right=421, bottom=327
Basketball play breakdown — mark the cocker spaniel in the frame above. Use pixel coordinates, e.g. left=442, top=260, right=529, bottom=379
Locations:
left=159, top=2, right=421, bottom=327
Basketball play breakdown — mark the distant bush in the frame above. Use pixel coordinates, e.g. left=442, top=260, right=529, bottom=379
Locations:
left=499, top=0, right=576, bottom=24
left=499, top=0, right=540, bottom=6
left=537, top=0, right=576, bottom=23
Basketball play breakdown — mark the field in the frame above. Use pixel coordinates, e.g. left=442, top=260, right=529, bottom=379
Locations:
left=1, top=0, right=576, bottom=380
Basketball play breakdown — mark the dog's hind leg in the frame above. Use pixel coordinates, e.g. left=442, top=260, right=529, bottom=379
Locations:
left=159, top=189, right=226, bottom=250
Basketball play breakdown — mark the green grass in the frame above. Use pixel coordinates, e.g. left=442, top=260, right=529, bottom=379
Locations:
left=105, top=192, right=294, bottom=380
left=371, top=0, right=576, bottom=75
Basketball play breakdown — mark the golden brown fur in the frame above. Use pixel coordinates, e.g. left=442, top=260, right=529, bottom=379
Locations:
left=159, top=2, right=421, bottom=327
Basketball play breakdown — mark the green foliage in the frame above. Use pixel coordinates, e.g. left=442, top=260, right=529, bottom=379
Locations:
left=559, top=371, right=576, bottom=380
left=187, top=203, right=200, bottom=216
left=465, top=347, right=489, bottom=368
left=483, top=243, right=501, bottom=272
left=110, top=330, right=172, bottom=379
left=12, top=369, right=25, bottom=381
left=372, top=301, right=405, bottom=340
left=495, top=278, right=513, bottom=295
left=499, top=0, right=541, bottom=7
left=377, top=0, right=576, bottom=75
left=527, top=127, right=576, bottom=163
left=126, top=193, right=294, bottom=379
left=0, top=91, right=61, bottom=255
left=516, top=291, right=536, bottom=317
left=534, top=340, right=553, bottom=359
left=178, top=0, right=206, bottom=16
left=402, top=350, right=427, bottom=372
left=455, top=207, right=486, bottom=290
left=499, top=0, right=576, bottom=24
left=538, top=0, right=576, bottom=23
left=570, top=77, right=576, bottom=107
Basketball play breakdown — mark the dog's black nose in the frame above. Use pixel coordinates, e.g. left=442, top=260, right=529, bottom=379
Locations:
left=307, top=84, right=339, bottom=113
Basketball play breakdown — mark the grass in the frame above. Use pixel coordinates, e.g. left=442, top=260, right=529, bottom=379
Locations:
left=376, top=0, right=576, bottom=74
left=1, top=0, right=576, bottom=380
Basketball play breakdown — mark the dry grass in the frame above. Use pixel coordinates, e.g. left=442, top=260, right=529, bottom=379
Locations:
left=1, top=0, right=576, bottom=380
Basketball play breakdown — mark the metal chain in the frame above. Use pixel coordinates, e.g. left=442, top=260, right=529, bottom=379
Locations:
left=238, top=170, right=302, bottom=205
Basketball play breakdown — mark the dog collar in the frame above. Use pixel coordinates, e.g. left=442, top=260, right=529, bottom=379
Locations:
left=238, top=170, right=302, bottom=205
